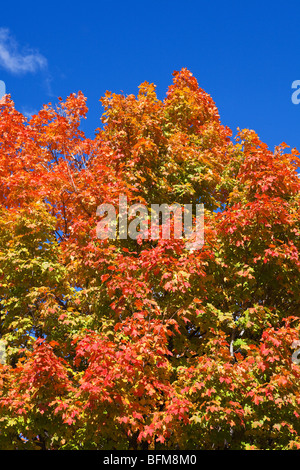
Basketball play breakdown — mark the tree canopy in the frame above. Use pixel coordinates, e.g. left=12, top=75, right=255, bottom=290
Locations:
left=0, top=68, right=300, bottom=450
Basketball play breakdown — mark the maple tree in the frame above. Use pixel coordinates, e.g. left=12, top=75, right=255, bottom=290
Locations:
left=0, top=68, right=300, bottom=450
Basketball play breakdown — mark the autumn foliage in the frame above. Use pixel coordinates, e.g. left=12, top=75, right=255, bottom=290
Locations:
left=1, top=69, right=300, bottom=449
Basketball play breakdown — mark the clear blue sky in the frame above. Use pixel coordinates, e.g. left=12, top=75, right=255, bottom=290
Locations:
left=1, top=0, right=300, bottom=152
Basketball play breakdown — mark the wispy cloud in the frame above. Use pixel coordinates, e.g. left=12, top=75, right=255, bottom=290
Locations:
left=0, top=28, right=47, bottom=75
left=21, top=107, right=39, bottom=119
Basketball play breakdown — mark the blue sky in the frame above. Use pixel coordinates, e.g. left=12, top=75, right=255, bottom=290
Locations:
left=1, top=0, right=300, bottom=152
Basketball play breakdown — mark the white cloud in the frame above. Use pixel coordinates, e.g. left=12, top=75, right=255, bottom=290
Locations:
left=0, top=28, right=47, bottom=75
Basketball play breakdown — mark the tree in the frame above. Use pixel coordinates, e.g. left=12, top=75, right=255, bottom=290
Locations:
left=0, top=68, right=300, bottom=450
